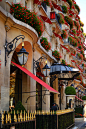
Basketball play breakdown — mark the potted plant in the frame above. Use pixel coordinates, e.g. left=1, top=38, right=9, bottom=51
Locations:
left=40, top=37, right=51, bottom=51
left=82, top=96, right=86, bottom=104
left=81, top=50, right=84, bottom=54
left=64, top=16, right=73, bottom=29
left=66, top=0, right=72, bottom=9
left=74, top=4, right=80, bottom=13
left=62, top=30, right=68, bottom=39
left=65, top=86, right=76, bottom=108
left=61, top=59, right=66, bottom=65
left=81, top=27, right=84, bottom=33
left=74, top=21, right=80, bottom=30
left=10, top=3, right=44, bottom=37
left=62, top=5, right=68, bottom=14
left=72, top=29, right=76, bottom=35
left=52, top=50, right=61, bottom=60
left=43, top=0, right=51, bottom=6
left=78, top=45, right=82, bottom=50
left=77, top=53, right=83, bottom=60
left=57, top=13, right=65, bottom=24
left=68, top=36, right=78, bottom=47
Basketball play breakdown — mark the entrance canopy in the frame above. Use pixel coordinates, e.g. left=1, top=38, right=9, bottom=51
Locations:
left=11, top=61, right=59, bottom=94
left=50, top=63, right=80, bottom=80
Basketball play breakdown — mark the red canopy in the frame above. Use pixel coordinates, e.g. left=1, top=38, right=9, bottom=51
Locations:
left=36, top=72, right=45, bottom=77
left=62, top=0, right=66, bottom=1
left=69, top=10, right=75, bottom=15
left=75, top=64, right=83, bottom=72
left=34, top=0, right=41, bottom=5
left=11, top=61, right=59, bottom=93
left=60, top=44, right=70, bottom=52
left=71, top=60, right=76, bottom=63
left=54, top=32, right=62, bottom=40
left=71, top=53, right=76, bottom=56
left=52, top=3, right=62, bottom=12
left=64, top=20, right=69, bottom=26
left=40, top=15, right=52, bottom=24
left=75, top=96, right=83, bottom=102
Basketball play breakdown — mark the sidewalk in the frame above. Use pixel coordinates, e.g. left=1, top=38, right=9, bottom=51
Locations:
left=71, top=118, right=85, bottom=129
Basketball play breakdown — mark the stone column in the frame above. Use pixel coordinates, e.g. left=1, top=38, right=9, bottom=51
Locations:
left=42, top=77, right=50, bottom=111
left=54, top=76, right=59, bottom=106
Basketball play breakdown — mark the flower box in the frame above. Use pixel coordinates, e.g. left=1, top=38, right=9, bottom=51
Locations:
left=64, top=16, right=73, bottom=29
left=40, top=37, right=51, bottom=51
left=10, top=3, right=44, bottom=37
left=52, top=50, right=61, bottom=60
left=62, top=30, right=68, bottom=39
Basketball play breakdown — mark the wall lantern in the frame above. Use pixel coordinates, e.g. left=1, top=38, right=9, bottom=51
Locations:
left=17, top=42, right=29, bottom=66
left=4, top=33, right=29, bottom=66
left=33, top=55, right=50, bottom=77
left=42, top=61, right=50, bottom=77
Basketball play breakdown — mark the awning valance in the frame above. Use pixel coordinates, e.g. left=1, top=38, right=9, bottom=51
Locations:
left=34, top=0, right=41, bottom=5
left=75, top=96, right=83, bottom=102
left=52, top=3, right=62, bottom=12
left=60, top=44, right=70, bottom=52
left=40, top=15, right=52, bottom=24
left=64, top=20, right=69, bottom=26
left=54, top=32, right=62, bottom=40
left=11, top=61, right=59, bottom=94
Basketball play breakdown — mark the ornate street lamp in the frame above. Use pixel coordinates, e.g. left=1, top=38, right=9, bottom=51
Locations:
left=42, top=61, right=50, bottom=77
left=4, top=34, right=29, bottom=66
left=17, top=42, right=29, bottom=66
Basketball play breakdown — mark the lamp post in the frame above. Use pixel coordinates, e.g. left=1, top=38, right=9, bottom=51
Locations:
left=4, top=35, right=29, bottom=66
left=42, top=61, right=50, bottom=77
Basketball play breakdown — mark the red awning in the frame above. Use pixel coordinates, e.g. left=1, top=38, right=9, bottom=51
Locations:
left=40, top=15, right=52, bottom=24
left=34, top=0, right=41, bottom=5
left=69, top=30, right=75, bottom=36
left=69, top=10, right=75, bottom=15
left=75, top=64, right=83, bottom=72
left=36, top=72, right=45, bottom=77
left=52, top=3, right=62, bottom=12
left=60, top=44, right=70, bottom=52
left=62, top=0, right=66, bottom=2
left=54, top=32, right=62, bottom=40
left=71, top=60, right=76, bottom=63
left=75, top=96, right=83, bottom=102
left=64, top=20, right=69, bottom=26
left=71, top=53, right=76, bottom=56
left=11, top=61, right=59, bottom=93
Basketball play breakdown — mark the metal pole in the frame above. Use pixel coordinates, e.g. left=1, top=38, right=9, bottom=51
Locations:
left=59, top=86, right=61, bottom=110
